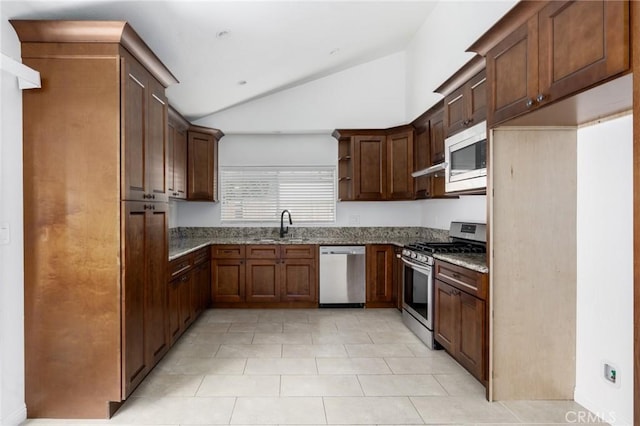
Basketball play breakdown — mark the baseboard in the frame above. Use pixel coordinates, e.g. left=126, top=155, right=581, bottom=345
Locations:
left=1, top=403, right=27, bottom=426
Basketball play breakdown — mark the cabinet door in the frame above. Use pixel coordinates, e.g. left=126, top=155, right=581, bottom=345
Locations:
left=178, top=271, right=193, bottom=328
left=168, top=275, right=182, bottom=344
left=386, top=130, right=414, bottom=200
left=434, top=280, right=457, bottom=354
left=122, top=203, right=148, bottom=396
left=193, top=261, right=211, bottom=313
left=168, top=123, right=187, bottom=200
left=146, top=80, right=168, bottom=202
left=429, top=109, right=445, bottom=165
left=444, top=85, right=466, bottom=137
left=538, top=0, right=629, bottom=104
left=413, top=125, right=431, bottom=199
left=144, top=203, right=169, bottom=367
left=486, top=16, right=539, bottom=126
left=122, top=60, right=147, bottom=202
left=353, top=135, right=387, bottom=200
left=211, top=259, right=245, bottom=303
left=246, top=260, right=280, bottom=303
left=280, top=258, right=317, bottom=302
left=188, top=131, right=216, bottom=201
left=467, top=70, right=487, bottom=127
left=365, top=245, right=394, bottom=307
left=458, top=291, right=486, bottom=381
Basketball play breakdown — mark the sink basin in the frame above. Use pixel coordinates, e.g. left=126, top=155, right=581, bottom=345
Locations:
left=252, top=238, right=276, bottom=243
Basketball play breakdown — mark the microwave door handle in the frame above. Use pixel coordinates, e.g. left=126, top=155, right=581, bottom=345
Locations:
left=400, top=257, right=432, bottom=275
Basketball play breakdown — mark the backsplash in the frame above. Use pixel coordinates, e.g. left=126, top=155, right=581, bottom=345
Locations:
left=169, top=226, right=449, bottom=242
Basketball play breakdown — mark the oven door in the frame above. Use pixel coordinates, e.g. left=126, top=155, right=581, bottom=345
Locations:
left=401, top=257, right=433, bottom=331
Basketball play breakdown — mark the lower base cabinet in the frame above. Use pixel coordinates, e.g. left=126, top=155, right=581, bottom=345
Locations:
left=366, top=244, right=397, bottom=308
left=434, top=260, right=488, bottom=383
left=212, top=244, right=318, bottom=307
left=167, top=247, right=210, bottom=345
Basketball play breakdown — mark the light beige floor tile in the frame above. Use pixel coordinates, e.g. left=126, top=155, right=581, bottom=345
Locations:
left=368, top=330, right=424, bottom=344
left=410, top=395, right=520, bottom=424
left=252, top=332, right=313, bottom=344
left=183, top=331, right=254, bottom=345
left=206, top=312, right=259, bottom=324
left=109, top=396, right=235, bottom=424
left=312, top=331, right=372, bottom=344
left=161, top=343, right=220, bottom=359
left=282, top=344, right=348, bottom=358
left=405, top=343, right=442, bottom=357
left=316, top=357, right=392, bottom=375
left=187, top=321, right=231, bottom=333
left=335, top=319, right=393, bottom=332
left=284, top=321, right=338, bottom=333
left=244, top=357, right=317, bottom=375
left=228, top=322, right=283, bottom=333
left=434, top=373, right=485, bottom=396
left=131, top=373, right=204, bottom=397
left=230, top=397, right=325, bottom=424
left=500, top=400, right=606, bottom=423
left=345, top=343, right=415, bottom=358
left=167, top=357, right=247, bottom=375
left=215, top=344, right=282, bottom=358
left=323, top=396, right=423, bottom=424
left=196, top=374, right=280, bottom=396
left=281, top=375, right=363, bottom=396
left=385, top=355, right=467, bottom=374
left=357, top=374, right=447, bottom=397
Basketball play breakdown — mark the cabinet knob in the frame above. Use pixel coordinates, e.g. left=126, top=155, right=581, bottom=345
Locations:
left=525, top=99, right=534, bottom=108
left=536, top=93, right=545, bottom=103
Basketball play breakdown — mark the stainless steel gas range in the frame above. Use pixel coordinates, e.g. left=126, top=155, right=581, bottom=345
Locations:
left=400, top=222, right=486, bottom=349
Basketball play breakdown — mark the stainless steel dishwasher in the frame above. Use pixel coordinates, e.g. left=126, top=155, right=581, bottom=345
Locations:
left=319, top=246, right=366, bottom=308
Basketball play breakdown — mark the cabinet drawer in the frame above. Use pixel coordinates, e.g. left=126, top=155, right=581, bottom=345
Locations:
left=281, top=245, right=316, bottom=259
left=193, top=247, right=210, bottom=265
left=212, top=245, right=245, bottom=259
left=434, top=261, right=487, bottom=300
left=169, top=255, right=192, bottom=278
left=246, top=245, right=279, bottom=259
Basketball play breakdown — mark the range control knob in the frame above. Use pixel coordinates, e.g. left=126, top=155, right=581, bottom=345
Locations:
left=417, top=254, right=427, bottom=263
left=402, top=249, right=410, bottom=257
left=410, top=252, right=417, bottom=259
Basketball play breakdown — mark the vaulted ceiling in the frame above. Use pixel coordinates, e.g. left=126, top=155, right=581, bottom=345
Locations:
left=1, top=0, right=438, bottom=120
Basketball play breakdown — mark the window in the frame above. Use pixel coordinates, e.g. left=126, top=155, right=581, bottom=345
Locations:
left=220, top=167, right=336, bottom=223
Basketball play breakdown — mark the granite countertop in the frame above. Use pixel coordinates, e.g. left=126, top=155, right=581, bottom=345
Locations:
left=168, top=226, right=488, bottom=273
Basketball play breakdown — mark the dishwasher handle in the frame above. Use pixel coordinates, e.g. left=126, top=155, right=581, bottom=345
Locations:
left=320, top=246, right=366, bottom=256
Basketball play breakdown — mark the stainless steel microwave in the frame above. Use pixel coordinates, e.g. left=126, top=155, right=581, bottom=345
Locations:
left=444, top=121, right=487, bottom=193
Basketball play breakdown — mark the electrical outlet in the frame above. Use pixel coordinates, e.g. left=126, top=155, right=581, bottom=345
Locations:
left=349, top=215, right=360, bottom=225
left=604, top=363, right=617, bottom=384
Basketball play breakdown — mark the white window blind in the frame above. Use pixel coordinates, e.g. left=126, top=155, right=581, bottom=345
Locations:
left=220, top=167, right=336, bottom=223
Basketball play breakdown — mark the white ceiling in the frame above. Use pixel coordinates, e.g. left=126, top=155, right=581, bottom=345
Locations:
left=1, top=0, right=438, bottom=121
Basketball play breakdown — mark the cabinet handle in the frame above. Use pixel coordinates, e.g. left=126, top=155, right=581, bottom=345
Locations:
left=525, top=98, right=534, bottom=108
left=180, top=274, right=189, bottom=282
left=452, top=272, right=461, bottom=279
left=144, top=204, right=155, bottom=210
left=536, top=93, right=545, bottom=103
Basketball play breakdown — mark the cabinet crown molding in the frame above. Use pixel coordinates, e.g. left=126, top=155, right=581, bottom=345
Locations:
left=10, top=20, right=179, bottom=87
left=189, top=124, right=225, bottom=140
left=168, top=105, right=190, bottom=131
left=434, top=55, right=485, bottom=97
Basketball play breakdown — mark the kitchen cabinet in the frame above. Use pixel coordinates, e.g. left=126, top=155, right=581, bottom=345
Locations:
left=429, top=108, right=445, bottom=165
left=332, top=127, right=414, bottom=201
left=187, top=126, right=223, bottom=201
left=365, top=244, right=396, bottom=308
left=434, top=260, right=488, bottom=383
left=13, top=20, right=178, bottom=418
left=211, top=244, right=318, bottom=307
left=122, top=58, right=169, bottom=203
left=472, top=0, right=629, bottom=126
left=212, top=245, right=246, bottom=304
left=393, top=247, right=403, bottom=311
left=435, top=56, right=486, bottom=139
left=168, top=247, right=210, bottom=345
left=168, top=106, right=189, bottom=200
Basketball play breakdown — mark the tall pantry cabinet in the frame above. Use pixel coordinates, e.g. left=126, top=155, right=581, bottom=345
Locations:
left=11, top=20, right=178, bottom=419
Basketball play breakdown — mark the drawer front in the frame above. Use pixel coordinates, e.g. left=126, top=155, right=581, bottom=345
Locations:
left=435, top=260, right=487, bottom=300
left=281, top=245, right=316, bottom=259
left=246, top=245, right=279, bottom=259
left=212, top=245, right=245, bottom=259
left=169, top=255, right=193, bottom=278
left=193, top=247, right=210, bottom=265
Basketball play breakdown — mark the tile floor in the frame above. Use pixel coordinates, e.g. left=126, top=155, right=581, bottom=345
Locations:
left=23, top=308, right=607, bottom=425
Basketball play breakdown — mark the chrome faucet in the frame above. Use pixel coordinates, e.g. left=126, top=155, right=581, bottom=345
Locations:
left=280, top=209, right=292, bottom=238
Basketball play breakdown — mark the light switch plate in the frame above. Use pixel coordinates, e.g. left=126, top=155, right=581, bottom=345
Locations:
left=0, top=222, right=10, bottom=245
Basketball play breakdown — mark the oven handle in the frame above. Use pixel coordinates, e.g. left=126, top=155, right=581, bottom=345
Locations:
left=400, top=257, right=432, bottom=275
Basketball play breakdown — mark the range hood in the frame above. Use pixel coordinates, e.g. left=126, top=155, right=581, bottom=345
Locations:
left=411, top=162, right=447, bottom=178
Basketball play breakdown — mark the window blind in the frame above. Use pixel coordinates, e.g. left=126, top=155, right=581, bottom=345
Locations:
left=220, top=167, right=336, bottom=223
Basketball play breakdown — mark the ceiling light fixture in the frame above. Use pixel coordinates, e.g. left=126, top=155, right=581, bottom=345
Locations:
left=216, top=30, right=230, bottom=39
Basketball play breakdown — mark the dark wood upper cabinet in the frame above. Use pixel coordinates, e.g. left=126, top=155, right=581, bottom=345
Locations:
left=470, top=0, right=630, bottom=126
left=386, top=126, right=415, bottom=200
left=168, top=106, right=189, bottom=200
left=187, top=129, right=217, bottom=201
left=429, top=108, right=445, bottom=166
left=353, top=134, right=387, bottom=200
